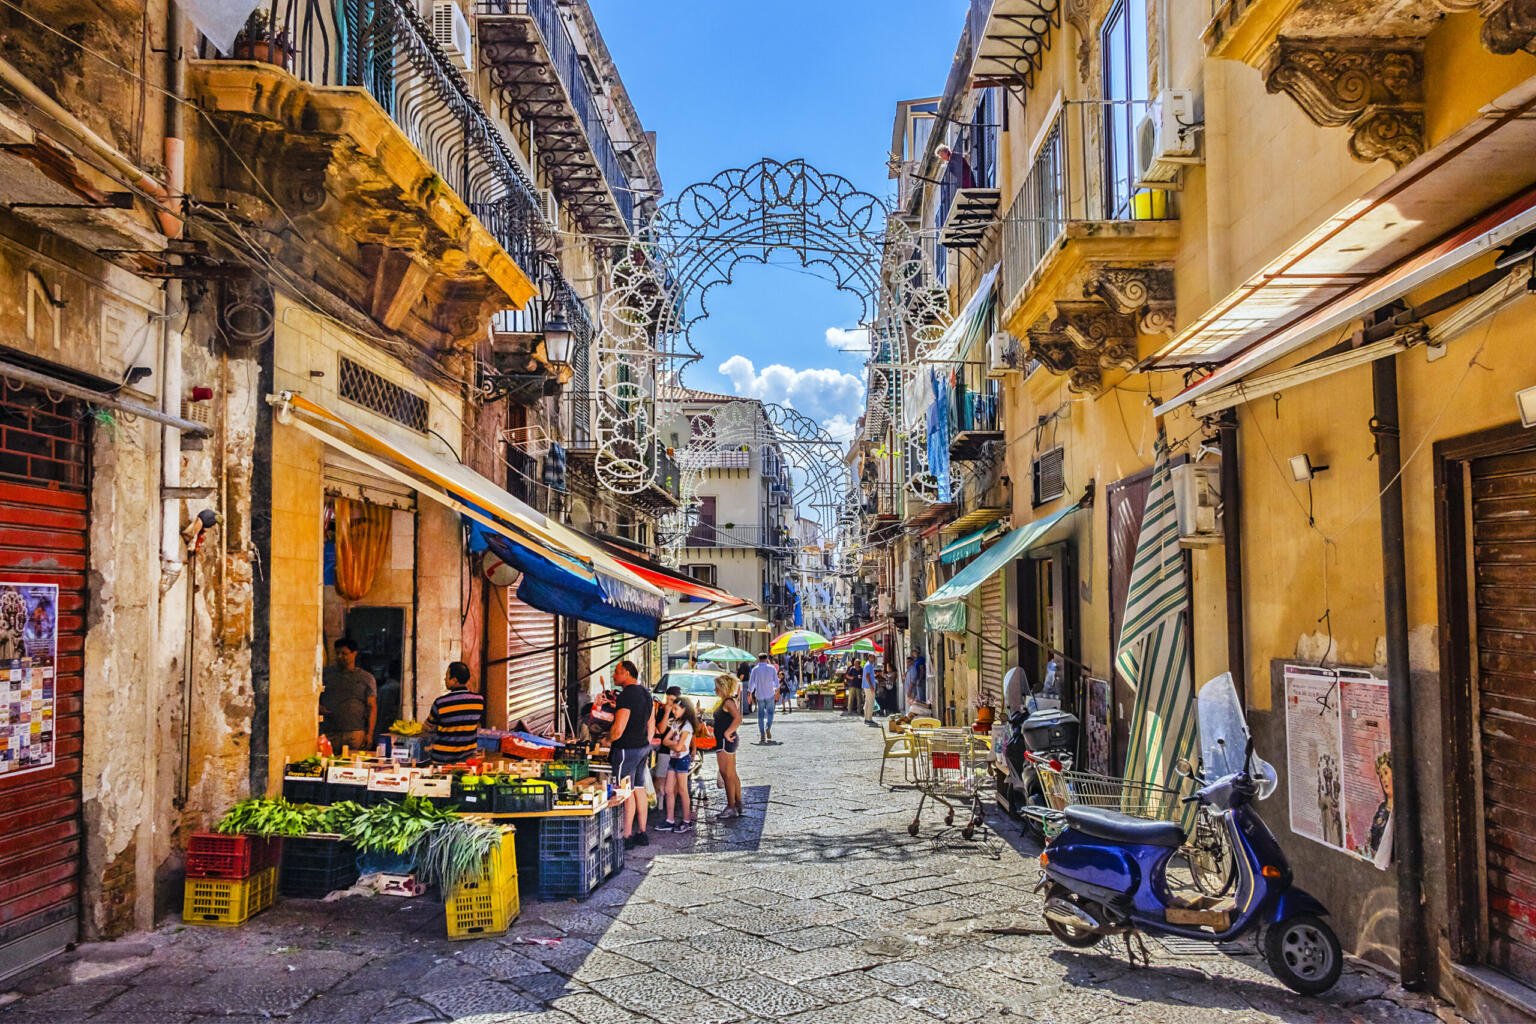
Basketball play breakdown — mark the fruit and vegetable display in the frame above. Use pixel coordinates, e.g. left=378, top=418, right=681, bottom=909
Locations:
left=213, top=795, right=503, bottom=891
left=388, top=719, right=425, bottom=737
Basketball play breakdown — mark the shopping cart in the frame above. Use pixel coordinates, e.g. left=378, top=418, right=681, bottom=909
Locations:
left=1023, top=752, right=1236, bottom=895
left=907, top=727, right=1001, bottom=857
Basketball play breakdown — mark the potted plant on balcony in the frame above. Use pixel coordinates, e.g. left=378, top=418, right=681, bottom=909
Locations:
left=231, top=9, right=295, bottom=70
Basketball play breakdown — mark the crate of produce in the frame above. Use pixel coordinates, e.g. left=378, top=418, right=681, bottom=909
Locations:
left=490, top=777, right=555, bottom=814
left=279, top=835, right=359, bottom=899
left=538, top=843, right=604, bottom=899
left=538, top=815, right=601, bottom=858
left=451, top=777, right=496, bottom=814
left=367, top=768, right=417, bottom=804
left=183, top=865, right=277, bottom=926
left=542, top=759, right=589, bottom=783
left=185, top=832, right=282, bottom=880
left=408, top=773, right=454, bottom=808
left=282, top=760, right=329, bottom=804
left=445, top=829, right=519, bottom=939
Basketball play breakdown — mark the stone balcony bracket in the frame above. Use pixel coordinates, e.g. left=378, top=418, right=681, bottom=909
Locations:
left=189, top=60, right=537, bottom=360
left=1263, top=39, right=1426, bottom=168
left=1026, top=301, right=1141, bottom=395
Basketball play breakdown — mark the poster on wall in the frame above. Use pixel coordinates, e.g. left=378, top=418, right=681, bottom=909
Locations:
left=0, top=582, right=59, bottom=778
left=1283, top=664, right=1392, bottom=868
left=1086, top=677, right=1111, bottom=775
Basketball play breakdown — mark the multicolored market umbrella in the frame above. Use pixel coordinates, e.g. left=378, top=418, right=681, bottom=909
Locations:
left=825, top=638, right=883, bottom=654
left=769, top=629, right=830, bottom=654
left=698, top=645, right=757, bottom=663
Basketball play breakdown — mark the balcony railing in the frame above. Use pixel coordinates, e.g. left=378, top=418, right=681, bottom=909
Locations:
left=683, top=524, right=784, bottom=551
left=211, top=0, right=546, bottom=275
left=1000, top=99, right=1175, bottom=307
left=477, top=0, right=635, bottom=232
left=949, top=362, right=1001, bottom=434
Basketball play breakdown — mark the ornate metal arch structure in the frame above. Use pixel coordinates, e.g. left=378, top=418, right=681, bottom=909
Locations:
left=589, top=157, right=956, bottom=579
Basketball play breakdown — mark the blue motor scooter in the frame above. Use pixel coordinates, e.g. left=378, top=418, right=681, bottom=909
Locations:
left=1035, top=673, right=1343, bottom=996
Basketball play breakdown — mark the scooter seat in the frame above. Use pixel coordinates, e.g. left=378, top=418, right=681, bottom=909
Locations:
left=1062, top=805, right=1184, bottom=848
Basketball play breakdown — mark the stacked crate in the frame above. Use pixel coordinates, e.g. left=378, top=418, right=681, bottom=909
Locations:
left=537, top=814, right=606, bottom=898
left=182, top=834, right=282, bottom=926
left=279, top=835, right=360, bottom=898
left=445, top=827, right=519, bottom=939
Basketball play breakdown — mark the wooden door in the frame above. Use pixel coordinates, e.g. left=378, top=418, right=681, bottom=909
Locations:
left=0, top=389, right=88, bottom=982
left=1470, top=447, right=1536, bottom=984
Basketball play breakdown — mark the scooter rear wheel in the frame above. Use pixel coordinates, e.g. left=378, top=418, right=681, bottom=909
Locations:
left=1043, top=884, right=1105, bottom=948
left=1263, top=914, right=1342, bottom=996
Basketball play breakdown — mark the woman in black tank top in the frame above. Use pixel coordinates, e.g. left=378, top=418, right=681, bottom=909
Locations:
left=713, top=674, right=744, bottom=819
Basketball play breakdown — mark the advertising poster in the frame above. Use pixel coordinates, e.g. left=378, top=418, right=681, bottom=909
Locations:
left=1284, top=664, right=1391, bottom=868
left=0, top=582, right=59, bottom=777
left=1086, top=677, right=1111, bottom=775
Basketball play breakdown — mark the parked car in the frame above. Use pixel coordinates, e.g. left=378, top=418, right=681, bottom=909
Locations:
left=652, top=669, right=727, bottom=717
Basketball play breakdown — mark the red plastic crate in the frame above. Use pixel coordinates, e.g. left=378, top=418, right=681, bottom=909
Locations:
left=185, top=833, right=283, bottom=879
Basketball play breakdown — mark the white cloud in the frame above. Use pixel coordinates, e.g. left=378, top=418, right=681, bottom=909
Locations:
left=718, top=355, right=865, bottom=439
left=825, top=326, right=869, bottom=353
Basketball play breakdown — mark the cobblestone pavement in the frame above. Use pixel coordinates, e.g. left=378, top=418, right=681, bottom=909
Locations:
left=1, top=712, right=1461, bottom=1024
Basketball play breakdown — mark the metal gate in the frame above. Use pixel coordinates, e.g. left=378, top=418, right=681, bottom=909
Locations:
left=505, top=596, right=556, bottom=733
left=979, top=572, right=1005, bottom=709
left=1470, top=447, right=1536, bottom=985
left=0, top=388, right=88, bottom=982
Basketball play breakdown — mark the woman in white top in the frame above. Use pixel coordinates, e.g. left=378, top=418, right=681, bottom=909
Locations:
left=660, top=693, right=698, bottom=833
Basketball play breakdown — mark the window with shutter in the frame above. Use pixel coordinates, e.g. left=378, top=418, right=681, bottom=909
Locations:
left=1033, top=445, right=1066, bottom=506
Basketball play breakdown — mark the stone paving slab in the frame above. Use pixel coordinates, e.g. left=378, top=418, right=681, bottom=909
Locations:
left=0, top=712, right=1465, bottom=1024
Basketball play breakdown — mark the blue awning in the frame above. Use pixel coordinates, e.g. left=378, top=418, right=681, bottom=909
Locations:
left=938, top=520, right=1007, bottom=565
left=923, top=501, right=1084, bottom=632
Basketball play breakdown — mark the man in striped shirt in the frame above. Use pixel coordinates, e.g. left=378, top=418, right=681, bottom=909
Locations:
left=426, top=662, right=486, bottom=764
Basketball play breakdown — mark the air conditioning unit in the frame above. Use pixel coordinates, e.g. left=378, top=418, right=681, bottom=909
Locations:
left=536, top=188, right=559, bottom=225
left=1171, top=460, right=1223, bottom=547
left=986, top=329, right=1022, bottom=378
left=1135, top=89, right=1199, bottom=188
left=432, top=2, right=474, bottom=73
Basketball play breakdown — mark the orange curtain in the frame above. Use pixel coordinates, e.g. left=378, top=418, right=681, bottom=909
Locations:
left=332, top=497, right=393, bottom=600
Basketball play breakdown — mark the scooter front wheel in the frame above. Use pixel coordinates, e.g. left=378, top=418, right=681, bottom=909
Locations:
left=1263, top=914, right=1342, bottom=996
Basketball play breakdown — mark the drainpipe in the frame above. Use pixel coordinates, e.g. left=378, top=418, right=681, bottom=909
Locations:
left=1218, top=410, right=1246, bottom=705
left=1371, top=355, right=1425, bottom=990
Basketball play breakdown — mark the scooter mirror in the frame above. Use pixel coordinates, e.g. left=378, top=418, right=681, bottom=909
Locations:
left=1175, top=757, right=1194, bottom=778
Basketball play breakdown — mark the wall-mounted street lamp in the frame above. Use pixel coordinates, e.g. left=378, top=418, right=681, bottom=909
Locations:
left=1288, top=453, right=1329, bottom=482
left=542, top=309, right=574, bottom=369
left=1517, top=384, right=1536, bottom=428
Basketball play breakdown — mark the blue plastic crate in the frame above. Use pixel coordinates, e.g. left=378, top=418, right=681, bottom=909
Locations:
left=538, top=844, right=605, bottom=898
left=538, top=816, right=601, bottom=858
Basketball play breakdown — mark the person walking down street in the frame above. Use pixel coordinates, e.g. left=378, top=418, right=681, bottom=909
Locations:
left=904, top=655, right=921, bottom=707
left=862, top=656, right=878, bottom=725
left=661, top=691, right=697, bottom=833
left=779, top=662, right=795, bottom=715
left=713, top=674, right=744, bottom=819
left=842, top=662, right=862, bottom=717
left=319, top=636, right=376, bottom=753
left=608, top=659, right=655, bottom=848
left=425, top=661, right=485, bottom=764
left=748, top=653, right=781, bottom=743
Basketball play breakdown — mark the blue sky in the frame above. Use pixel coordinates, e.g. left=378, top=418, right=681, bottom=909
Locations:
left=588, top=0, right=968, bottom=438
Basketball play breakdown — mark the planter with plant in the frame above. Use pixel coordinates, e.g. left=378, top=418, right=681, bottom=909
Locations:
left=230, top=9, right=295, bottom=70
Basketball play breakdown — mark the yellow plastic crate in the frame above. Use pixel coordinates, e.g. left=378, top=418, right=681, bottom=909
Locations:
left=445, top=828, right=519, bottom=940
left=183, top=865, right=277, bottom=926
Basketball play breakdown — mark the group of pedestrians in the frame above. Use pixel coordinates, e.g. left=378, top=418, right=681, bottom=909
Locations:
left=606, top=659, right=747, bottom=849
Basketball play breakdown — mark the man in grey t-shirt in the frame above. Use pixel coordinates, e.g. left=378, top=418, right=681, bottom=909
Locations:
left=320, top=636, right=376, bottom=752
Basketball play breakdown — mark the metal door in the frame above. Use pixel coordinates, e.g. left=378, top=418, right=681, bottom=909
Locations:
left=979, top=573, right=1005, bottom=709
left=0, top=389, right=88, bottom=982
left=505, top=596, right=556, bottom=733
left=1470, top=447, right=1536, bottom=984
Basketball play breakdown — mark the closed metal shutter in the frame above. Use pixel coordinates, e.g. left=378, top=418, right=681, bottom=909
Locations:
left=0, top=389, right=88, bottom=982
left=979, top=573, right=1005, bottom=709
left=1471, top=447, right=1536, bottom=984
left=505, top=596, right=556, bottom=733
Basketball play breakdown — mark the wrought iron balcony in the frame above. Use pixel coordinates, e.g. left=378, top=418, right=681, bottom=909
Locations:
left=1000, top=99, right=1177, bottom=306
left=477, top=0, right=636, bottom=233
left=561, top=392, right=679, bottom=513
left=193, top=0, right=547, bottom=348
left=946, top=362, right=1003, bottom=460
left=683, top=523, right=785, bottom=553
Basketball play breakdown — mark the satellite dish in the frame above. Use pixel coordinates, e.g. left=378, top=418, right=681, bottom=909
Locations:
left=480, top=550, right=521, bottom=588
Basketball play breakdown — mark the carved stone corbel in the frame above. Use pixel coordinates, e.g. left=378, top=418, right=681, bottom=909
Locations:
left=1025, top=303, right=1139, bottom=394
left=1263, top=39, right=1425, bottom=168
left=1083, top=265, right=1176, bottom=337
left=1480, top=0, right=1536, bottom=53
left=1065, top=0, right=1093, bottom=83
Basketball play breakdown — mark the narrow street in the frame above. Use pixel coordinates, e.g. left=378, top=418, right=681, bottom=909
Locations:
left=0, top=713, right=1453, bottom=1024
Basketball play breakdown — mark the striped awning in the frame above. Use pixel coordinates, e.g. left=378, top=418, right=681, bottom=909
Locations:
left=938, top=520, right=1007, bottom=564
left=830, top=619, right=892, bottom=649
left=1115, top=440, right=1197, bottom=804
